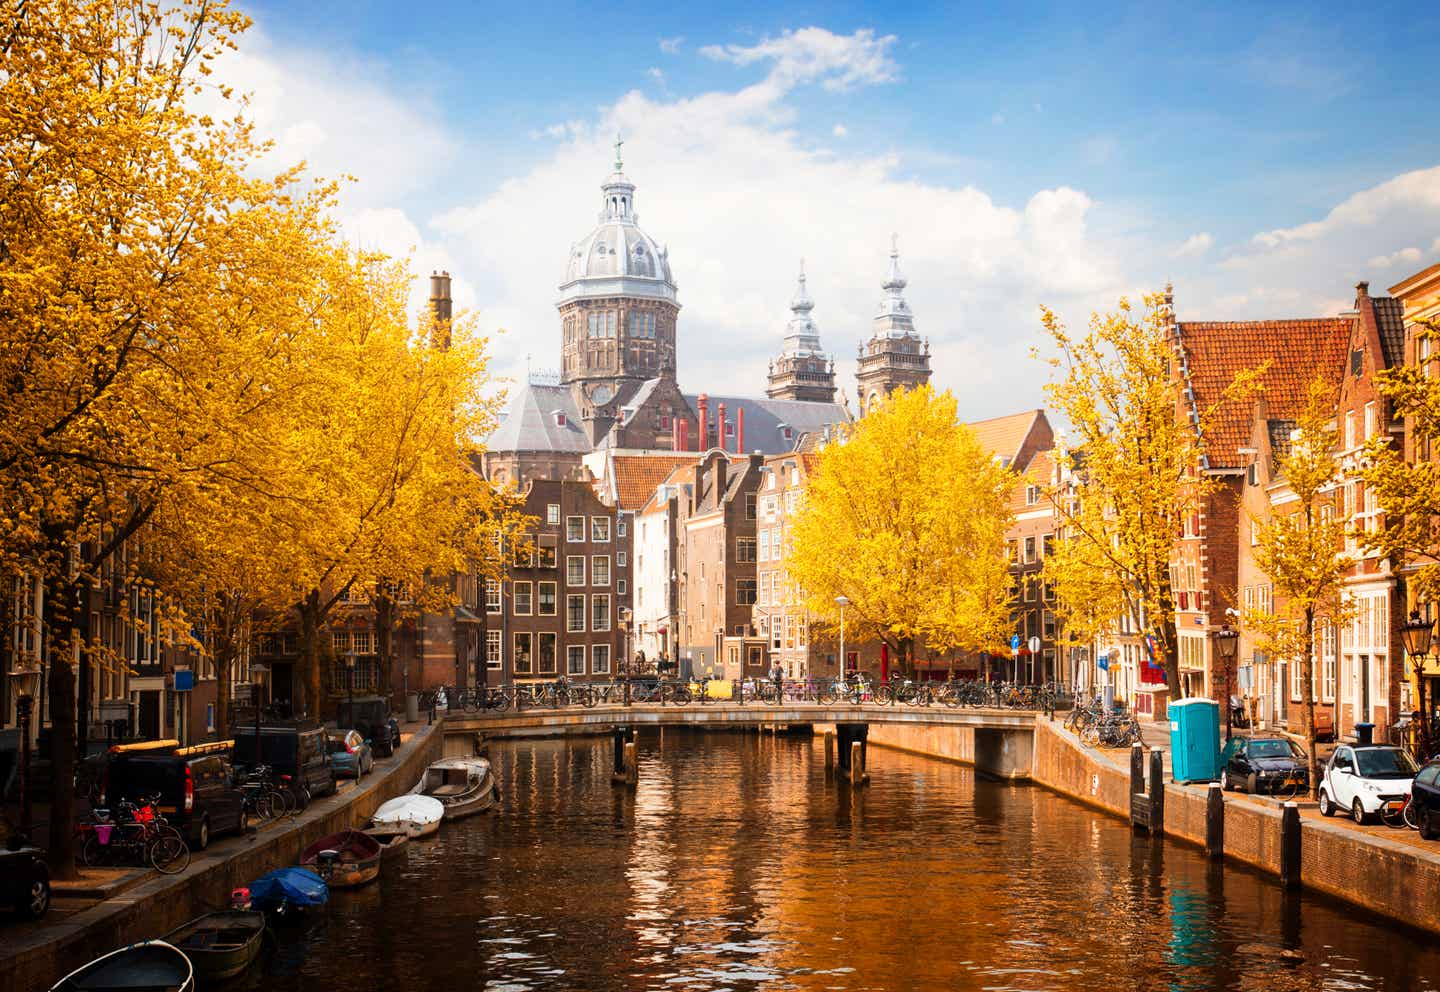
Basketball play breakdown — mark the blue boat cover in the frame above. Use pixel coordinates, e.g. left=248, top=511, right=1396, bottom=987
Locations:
left=249, top=867, right=329, bottom=908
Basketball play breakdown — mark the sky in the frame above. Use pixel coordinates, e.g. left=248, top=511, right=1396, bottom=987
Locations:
left=228, top=0, right=1440, bottom=420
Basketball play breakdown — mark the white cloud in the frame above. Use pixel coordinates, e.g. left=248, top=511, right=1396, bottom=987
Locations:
left=659, top=36, right=685, bottom=55
left=699, top=27, right=898, bottom=93
left=647, top=67, right=666, bottom=87
left=1173, top=232, right=1214, bottom=258
left=832, top=123, right=848, bottom=137
left=1249, top=166, right=1440, bottom=251
left=991, top=112, right=1005, bottom=126
left=1367, top=246, right=1423, bottom=269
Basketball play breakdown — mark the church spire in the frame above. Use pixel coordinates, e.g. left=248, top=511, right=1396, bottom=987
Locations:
left=768, top=259, right=836, bottom=404
left=874, top=234, right=915, bottom=337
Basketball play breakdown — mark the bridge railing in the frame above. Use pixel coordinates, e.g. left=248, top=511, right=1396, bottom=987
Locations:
left=433, top=679, right=1072, bottom=717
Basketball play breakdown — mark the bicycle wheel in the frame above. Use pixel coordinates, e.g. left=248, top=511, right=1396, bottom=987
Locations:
left=80, top=831, right=111, bottom=868
left=148, top=831, right=191, bottom=874
left=670, top=685, right=692, bottom=706
left=1081, top=726, right=1101, bottom=748
left=1405, top=800, right=1420, bottom=830
left=268, top=788, right=293, bottom=817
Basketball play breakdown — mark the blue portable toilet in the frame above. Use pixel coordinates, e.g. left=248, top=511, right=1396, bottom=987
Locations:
left=1168, top=698, right=1222, bottom=783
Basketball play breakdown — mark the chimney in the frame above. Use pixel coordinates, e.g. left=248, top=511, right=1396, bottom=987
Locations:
left=428, top=270, right=453, bottom=350
left=717, top=402, right=728, bottom=454
left=713, top=453, right=727, bottom=502
left=697, top=394, right=709, bottom=451
left=1356, top=280, right=1370, bottom=300
left=678, top=418, right=689, bottom=452
left=737, top=406, right=745, bottom=454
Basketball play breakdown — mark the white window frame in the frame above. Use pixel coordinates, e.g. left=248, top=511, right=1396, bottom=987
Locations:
left=592, top=593, right=612, bottom=632
left=566, top=516, right=585, bottom=542
left=486, top=630, right=503, bottom=670
left=591, top=555, right=611, bottom=586
left=513, top=580, right=533, bottom=616
left=547, top=504, right=561, bottom=525
left=485, top=579, right=502, bottom=614
left=567, top=645, right=586, bottom=676
left=538, top=580, right=557, bottom=617
left=591, top=516, right=611, bottom=542
left=592, top=643, right=611, bottom=675
left=567, top=556, right=586, bottom=587
left=567, top=594, right=586, bottom=633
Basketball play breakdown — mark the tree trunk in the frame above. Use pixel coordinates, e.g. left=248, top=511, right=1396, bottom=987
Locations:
left=897, top=636, right=914, bottom=679
left=214, top=638, right=233, bottom=740
left=297, top=590, right=322, bottom=718
left=375, top=591, right=395, bottom=710
left=1159, top=613, right=1182, bottom=708
left=43, top=568, right=79, bottom=880
left=1302, top=608, right=1319, bottom=801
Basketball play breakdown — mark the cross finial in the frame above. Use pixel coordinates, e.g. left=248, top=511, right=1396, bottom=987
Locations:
left=890, top=232, right=899, bottom=256
left=613, top=133, right=624, bottom=172
left=799, top=256, right=805, bottom=278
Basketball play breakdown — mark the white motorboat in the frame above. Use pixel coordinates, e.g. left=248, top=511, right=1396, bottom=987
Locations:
left=368, top=794, right=444, bottom=838
left=410, top=757, right=498, bottom=819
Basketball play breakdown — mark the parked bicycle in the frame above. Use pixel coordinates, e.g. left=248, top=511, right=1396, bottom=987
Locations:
left=79, top=794, right=190, bottom=874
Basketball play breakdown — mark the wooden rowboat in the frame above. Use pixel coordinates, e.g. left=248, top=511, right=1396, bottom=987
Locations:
left=361, top=825, right=410, bottom=858
left=299, top=829, right=381, bottom=888
left=411, top=757, right=498, bottom=820
left=50, top=940, right=194, bottom=992
left=165, top=910, right=266, bottom=981
left=369, top=794, right=443, bottom=838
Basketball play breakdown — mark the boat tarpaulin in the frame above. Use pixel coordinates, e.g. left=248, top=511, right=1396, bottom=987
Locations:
left=250, top=867, right=329, bottom=908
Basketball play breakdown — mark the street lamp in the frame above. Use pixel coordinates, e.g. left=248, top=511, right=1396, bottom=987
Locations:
left=247, top=662, right=269, bottom=775
left=343, top=649, right=357, bottom=727
left=1212, top=622, right=1240, bottom=741
left=1401, top=610, right=1435, bottom=752
left=835, top=595, right=849, bottom=681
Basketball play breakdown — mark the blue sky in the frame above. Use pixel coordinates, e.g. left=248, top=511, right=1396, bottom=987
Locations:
left=231, top=0, right=1440, bottom=417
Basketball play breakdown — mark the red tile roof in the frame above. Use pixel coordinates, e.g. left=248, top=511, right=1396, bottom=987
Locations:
left=609, top=453, right=700, bottom=511
left=968, top=409, right=1046, bottom=466
left=1176, top=318, right=1350, bottom=470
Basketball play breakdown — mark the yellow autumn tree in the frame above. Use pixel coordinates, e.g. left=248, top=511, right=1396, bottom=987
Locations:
left=786, top=385, right=1015, bottom=676
left=1243, top=376, right=1350, bottom=798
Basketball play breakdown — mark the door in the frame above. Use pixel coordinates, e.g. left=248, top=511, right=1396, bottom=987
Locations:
left=1359, top=655, right=1371, bottom=722
left=1328, top=747, right=1355, bottom=806
left=138, top=691, right=160, bottom=741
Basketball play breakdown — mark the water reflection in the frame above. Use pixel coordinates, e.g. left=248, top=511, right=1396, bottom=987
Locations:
left=227, top=730, right=1440, bottom=992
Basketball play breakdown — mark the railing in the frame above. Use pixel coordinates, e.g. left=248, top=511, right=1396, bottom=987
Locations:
left=433, top=679, right=1071, bottom=716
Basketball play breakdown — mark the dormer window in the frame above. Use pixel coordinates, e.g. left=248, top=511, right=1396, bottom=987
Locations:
left=553, top=411, right=567, bottom=427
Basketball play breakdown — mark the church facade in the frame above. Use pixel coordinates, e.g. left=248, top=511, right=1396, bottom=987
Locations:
left=481, top=145, right=932, bottom=489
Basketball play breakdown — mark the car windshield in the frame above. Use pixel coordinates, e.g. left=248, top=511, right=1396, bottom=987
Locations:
left=326, top=740, right=349, bottom=755
left=1354, top=748, right=1418, bottom=778
left=1248, top=740, right=1301, bottom=760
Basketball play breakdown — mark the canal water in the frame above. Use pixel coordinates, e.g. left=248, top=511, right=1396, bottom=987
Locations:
left=232, top=731, right=1440, bottom=991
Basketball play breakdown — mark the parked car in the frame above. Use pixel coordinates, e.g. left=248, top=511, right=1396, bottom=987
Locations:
left=102, top=740, right=244, bottom=850
left=1, top=838, right=50, bottom=920
left=233, top=722, right=337, bottom=807
left=1318, top=743, right=1417, bottom=823
left=1408, top=760, right=1440, bottom=840
left=1219, top=736, right=1308, bottom=794
left=326, top=730, right=373, bottom=779
left=335, top=696, right=401, bottom=757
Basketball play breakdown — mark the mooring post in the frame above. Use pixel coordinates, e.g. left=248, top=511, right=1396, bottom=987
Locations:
left=1129, top=742, right=1144, bottom=825
left=1148, top=748, right=1165, bottom=836
left=623, top=741, right=638, bottom=786
left=850, top=740, right=867, bottom=787
left=1206, top=782, right=1224, bottom=860
left=824, top=730, right=835, bottom=771
left=1280, top=801, right=1301, bottom=889
left=611, top=726, right=628, bottom=785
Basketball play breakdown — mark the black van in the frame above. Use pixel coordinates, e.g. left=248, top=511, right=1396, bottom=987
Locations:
left=232, top=723, right=336, bottom=807
left=103, top=741, right=244, bottom=850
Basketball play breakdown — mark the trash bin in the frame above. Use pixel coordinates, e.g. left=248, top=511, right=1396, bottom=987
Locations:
left=405, top=692, right=420, bottom=723
left=1355, top=722, right=1374, bottom=746
left=1168, top=697, right=1222, bottom=783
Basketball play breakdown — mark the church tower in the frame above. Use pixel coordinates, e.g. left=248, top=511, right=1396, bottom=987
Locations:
left=856, top=238, right=931, bottom=413
left=557, top=139, right=681, bottom=411
left=766, top=261, right=836, bottom=403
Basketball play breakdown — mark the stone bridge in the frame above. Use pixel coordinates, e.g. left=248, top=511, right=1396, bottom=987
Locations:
left=442, top=704, right=1042, bottom=779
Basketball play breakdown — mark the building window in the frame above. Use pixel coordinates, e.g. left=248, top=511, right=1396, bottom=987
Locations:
left=770, top=529, right=781, bottom=559
left=567, top=645, right=586, bottom=675
left=332, top=631, right=350, bottom=654
left=592, top=593, right=612, bottom=632
left=514, top=633, right=533, bottom=675
left=567, top=556, right=586, bottom=586
left=737, top=538, right=757, bottom=563
left=547, top=504, right=560, bottom=525
left=592, top=644, right=611, bottom=674
left=757, top=531, right=769, bottom=563
left=592, top=555, right=611, bottom=586
left=617, top=517, right=627, bottom=538
left=1024, top=536, right=1036, bottom=564
left=736, top=579, right=757, bottom=606
left=617, top=578, right=627, bottom=596
left=1043, top=610, right=1057, bottom=640
left=352, top=630, right=373, bottom=654
left=538, top=545, right=557, bottom=569
left=538, top=581, right=557, bottom=616
left=567, top=516, right=585, bottom=542
left=592, top=517, right=611, bottom=542
left=486, top=631, right=503, bottom=670
left=1364, top=402, right=1376, bottom=440
left=1042, top=534, right=1054, bottom=558
left=567, top=595, right=586, bottom=633
left=485, top=579, right=502, bottom=613
left=538, top=633, right=557, bottom=675
left=617, top=551, right=627, bottom=568
left=1026, top=485, right=1041, bottom=506
left=745, top=493, right=757, bottom=520
left=514, top=581, right=533, bottom=616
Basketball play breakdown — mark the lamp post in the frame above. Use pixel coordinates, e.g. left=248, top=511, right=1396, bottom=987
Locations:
left=247, top=663, right=268, bottom=774
left=1400, top=610, right=1435, bottom=754
left=835, top=595, right=849, bottom=681
left=1213, top=623, right=1240, bottom=741
left=343, top=649, right=357, bottom=727
left=16, top=694, right=33, bottom=839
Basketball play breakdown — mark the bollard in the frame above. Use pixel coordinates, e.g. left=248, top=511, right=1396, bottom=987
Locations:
left=850, top=740, right=867, bottom=787
left=1148, top=748, right=1165, bottom=836
left=610, top=726, right=628, bottom=785
left=1280, top=801, right=1301, bottom=889
left=1129, top=743, right=1144, bottom=797
left=623, top=741, right=638, bottom=786
left=1205, top=782, right=1224, bottom=860
left=824, top=730, right=835, bottom=771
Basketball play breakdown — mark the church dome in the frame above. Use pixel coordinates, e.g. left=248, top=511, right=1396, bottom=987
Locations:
left=559, top=142, right=678, bottom=306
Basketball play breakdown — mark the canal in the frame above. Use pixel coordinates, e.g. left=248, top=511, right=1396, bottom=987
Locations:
left=232, top=730, right=1440, bottom=991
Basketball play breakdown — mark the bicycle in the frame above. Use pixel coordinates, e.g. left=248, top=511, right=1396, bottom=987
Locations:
left=80, top=795, right=190, bottom=874
left=1381, top=792, right=1421, bottom=830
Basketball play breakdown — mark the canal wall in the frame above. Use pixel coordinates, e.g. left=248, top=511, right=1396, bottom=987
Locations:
left=5, top=721, right=443, bottom=992
left=1030, top=717, right=1440, bottom=937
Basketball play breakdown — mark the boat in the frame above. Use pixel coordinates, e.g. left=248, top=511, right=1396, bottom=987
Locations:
left=248, top=867, right=328, bottom=923
left=165, top=910, right=266, bottom=981
left=299, top=829, right=382, bottom=888
left=50, top=940, right=194, bottom=992
left=410, top=757, right=498, bottom=819
left=368, top=794, right=444, bottom=838
left=361, top=825, right=410, bottom=857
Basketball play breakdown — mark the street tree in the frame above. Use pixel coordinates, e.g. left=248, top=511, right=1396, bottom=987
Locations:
left=1243, top=377, right=1351, bottom=799
left=786, top=385, right=1014, bottom=676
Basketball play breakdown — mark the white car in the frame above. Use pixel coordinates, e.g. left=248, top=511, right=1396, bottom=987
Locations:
left=1317, top=744, right=1417, bottom=823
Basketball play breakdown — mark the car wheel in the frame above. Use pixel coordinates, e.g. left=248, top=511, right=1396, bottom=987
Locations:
left=18, top=873, right=50, bottom=920
left=1318, top=790, right=1334, bottom=816
left=195, top=816, right=210, bottom=851
left=1220, top=769, right=1232, bottom=791
left=1352, top=799, right=1368, bottom=825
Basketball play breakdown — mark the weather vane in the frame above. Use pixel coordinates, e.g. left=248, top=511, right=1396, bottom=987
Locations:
left=614, top=133, right=624, bottom=172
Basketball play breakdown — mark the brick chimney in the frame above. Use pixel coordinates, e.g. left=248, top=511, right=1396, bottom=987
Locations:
left=717, top=401, right=728, bottom=454
left=737, top=406, right=745, bottom=454
left=712, top=452, right=727, bottom=504
left=428, top=270, right=452, bottom=350
left=697, top=394, right=709, bottom=451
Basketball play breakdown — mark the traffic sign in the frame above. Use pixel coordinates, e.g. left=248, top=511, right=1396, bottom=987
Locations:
left=1028, top=636, right=1041, bottom=654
